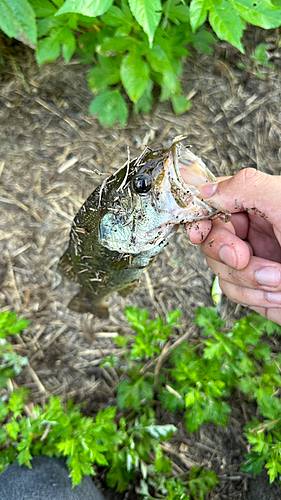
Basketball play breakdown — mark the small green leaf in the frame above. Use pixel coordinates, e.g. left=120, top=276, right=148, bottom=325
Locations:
left=208, top=0, right=245, bottom=53
left=257, top=391, right=281, bottom=420
left=61, top=28, right=76, bottom=62
left=56, top=0, right=114, bottom=17
left=89, top=89, right=128, bottom=127
left=37, top=36, right=61, bottom=65
left=0, top=0, right=37, bottom=45
left=6, top=420, right=20, bottom=441
left=171, top=94, right=191, bottom=114
left=128, top=0, right=162, bottom=45
left=241, top=453, right=266, bottom=476
left=162, top=0, right=190, bottom=24
left=120, top=48, right=150, bottom=103
left=189, top=0, right=209, bottom=32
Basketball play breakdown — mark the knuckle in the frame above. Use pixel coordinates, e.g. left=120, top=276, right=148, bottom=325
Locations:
left=237, top=167, right=267, bottom=186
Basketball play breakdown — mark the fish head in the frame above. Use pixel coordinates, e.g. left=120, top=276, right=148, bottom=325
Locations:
left=99, top=136, right=229, bottom=254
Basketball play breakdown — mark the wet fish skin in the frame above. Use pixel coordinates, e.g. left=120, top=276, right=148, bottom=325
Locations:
left=59, top=137, right=228, bottom=318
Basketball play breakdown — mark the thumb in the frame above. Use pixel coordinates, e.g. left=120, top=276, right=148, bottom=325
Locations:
left=198, top=168, right=281, bottom=227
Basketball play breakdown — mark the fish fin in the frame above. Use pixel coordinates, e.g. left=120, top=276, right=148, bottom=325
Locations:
left=118, top=279, right=141, bottom=297
left=68, top=293, right=109, bottom=319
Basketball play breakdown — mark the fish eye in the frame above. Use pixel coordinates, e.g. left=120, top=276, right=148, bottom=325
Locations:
left=132, top=174, right=152, bottom=195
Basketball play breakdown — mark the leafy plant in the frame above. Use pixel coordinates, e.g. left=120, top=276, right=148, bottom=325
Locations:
left=0, top=310, right=29, bottom=389
left=106, top=305, right=281, bottom=487
left=0, top=308, right=216, bottom=499
left=0, top=0, right=280, bottom=126
left=238, top=42, right=276, bottom=79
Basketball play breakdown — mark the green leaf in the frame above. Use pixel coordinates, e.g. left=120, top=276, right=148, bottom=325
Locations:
left=146, top=45, right=179, bottom=93
left=28, top=0, right=57, bottom=18
left=37, top=17, right=62, bottom=38
left=133, top=78, right=154, bottom=114
left=117, top=378, right=154, bottom=409
left=228, top=0, right=281, bottom=29
left=36, top=26, right=76, bottom=64
left=265, top=460, right=281, bottom=483
left=241, top=453, right=266, bottom=476
left=120, top=48, right=150, bottom=103
left=0, top=0, right=37, bottom=45
left=103, top=4, right=133, bottom=35
left=208, top=0, right=245, bottom=53
left=128, top=0, right=162, bottom=45
left=171, top=94, right=191, bottom=114
left=256, top=391, right=281, bottom=420
left=36, top=35, right=61, bottom=64
left=189, top=0, right=209, bottom=32
left=162, top=0, right=190, bottom=24
left=6, top=420, right=20, bottom=441
left=190, top=26, right=216, bottom=54
left=56, top=0, right=114, bottom=17
left=89, top=89, right=128, bottom=127
left=62, top=28, right=76, bottom=62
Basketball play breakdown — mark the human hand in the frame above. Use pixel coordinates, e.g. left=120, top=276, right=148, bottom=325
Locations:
left=184, top=168, right=281, bottom=325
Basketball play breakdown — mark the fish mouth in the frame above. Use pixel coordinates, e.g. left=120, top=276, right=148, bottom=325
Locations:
left=170, top=135, right=216, bottom=196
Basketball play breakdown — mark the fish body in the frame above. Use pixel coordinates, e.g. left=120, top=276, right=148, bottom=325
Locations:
left=59, top=136, right=228, bottom=317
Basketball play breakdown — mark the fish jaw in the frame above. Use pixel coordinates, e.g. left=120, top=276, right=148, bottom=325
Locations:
left=159, top=137, right=229, bottom=224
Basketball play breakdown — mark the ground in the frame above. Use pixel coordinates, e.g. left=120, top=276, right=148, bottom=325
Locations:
left=0, top=27, right=281, bottom=499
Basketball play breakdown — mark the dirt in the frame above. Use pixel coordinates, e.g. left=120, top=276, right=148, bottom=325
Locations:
left=0, top=27, right=281, bottom=499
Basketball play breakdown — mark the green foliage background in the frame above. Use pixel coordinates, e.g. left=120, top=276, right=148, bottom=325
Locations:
left=0, top=0, right=281, bottom=126
left=1, top=307, right=281, bottom=497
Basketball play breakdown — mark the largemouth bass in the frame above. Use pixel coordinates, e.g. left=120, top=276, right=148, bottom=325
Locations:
left=59, top=136, right=228, bottom=318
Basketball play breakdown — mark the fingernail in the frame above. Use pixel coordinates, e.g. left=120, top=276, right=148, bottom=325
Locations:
left=198, top=183, right=218, bottom=198
left=219, top=244, right=237, bottom=268
left=266, top=292, right=281, bottom=304
left=256, top=267, right=281, bottom=287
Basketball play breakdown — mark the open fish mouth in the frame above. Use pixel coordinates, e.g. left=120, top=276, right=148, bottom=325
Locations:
left=170, top=135, right=216, bottom=196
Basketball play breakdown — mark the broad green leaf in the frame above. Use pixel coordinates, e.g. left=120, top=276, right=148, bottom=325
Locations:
left=89, top=89, right=128, bottom=127
left=191, top=27, right=216, bottom=54
left=36, top=26, right=76, bottom=64
left=128, top=0, right=162, bottom=45
left=56, top=0, right=114, bottom=17
left=171, top=94, right=191, bottom=114
left=133, top=79, right=154, bottom=114
left=120, top=49, right=150, bottom=103
left=208, top=0, right=244, bottom=53
left=146, top=45, right=179, bottom=93
left=28, top=0, right=57, bottom=18
left=88, top=55, right=121, bottom=93
left=190, top=0, right=209, bottom=31
left=37, top=36, right=61, bottom=64
left=229, top=0, right=281, bottom=29
left=62, top=28, right=76, bottom=62
left=0, top=0, right=37, bottom=45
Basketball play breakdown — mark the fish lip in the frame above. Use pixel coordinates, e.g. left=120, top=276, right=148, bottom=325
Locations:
left=169, top=137, right=194, bottom=192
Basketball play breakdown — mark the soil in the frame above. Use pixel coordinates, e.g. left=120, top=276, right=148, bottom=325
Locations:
left=0, top=27, right=281, bottom=500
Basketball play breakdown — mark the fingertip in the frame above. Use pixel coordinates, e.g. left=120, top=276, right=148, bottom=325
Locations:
left=185, top=220, right=212, bottom=244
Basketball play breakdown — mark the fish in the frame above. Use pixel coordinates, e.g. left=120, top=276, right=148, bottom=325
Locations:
left=59, top=136, right=229, bottom=318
